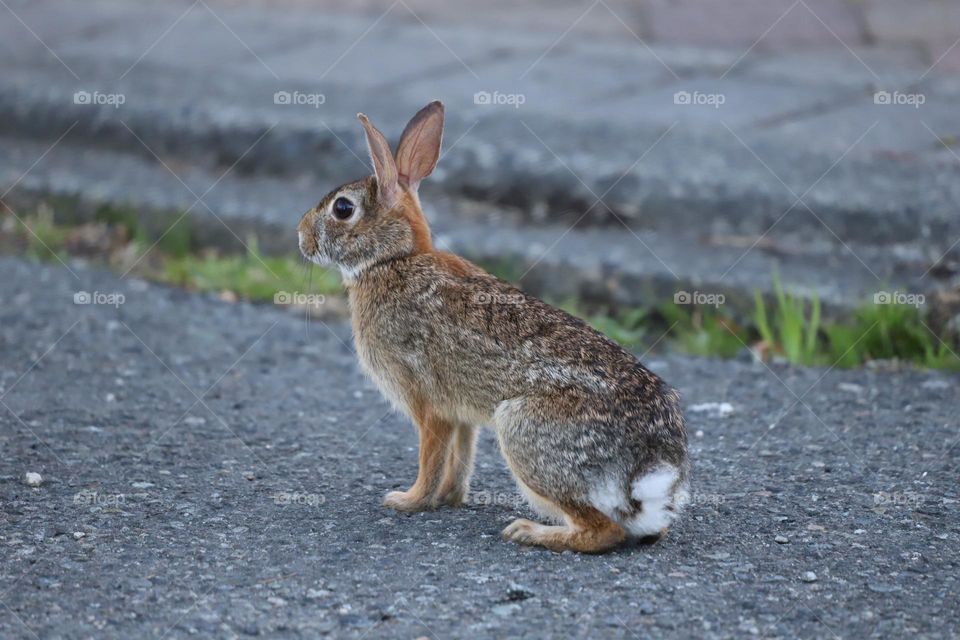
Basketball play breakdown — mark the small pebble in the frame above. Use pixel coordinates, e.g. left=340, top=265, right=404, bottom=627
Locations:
left=688, top=402, right=735, bottom=418
left=23, top=472, right=43, bottom=487
left=73, top=532, right=85, bottom=540
left=492, top=603, right=521, bottom=617
left=837, top=382, right=863, bottom=394
left=801, top=571, right=818, bottom=583
left=774, top=535, right=789, bottom=544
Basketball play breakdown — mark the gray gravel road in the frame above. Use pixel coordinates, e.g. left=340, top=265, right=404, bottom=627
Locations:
left=1, top=257, right=958, bottom=639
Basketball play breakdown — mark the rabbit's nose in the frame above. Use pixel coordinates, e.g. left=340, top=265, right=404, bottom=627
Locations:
left=297, top=210, right=314, bottom=235
left=298, top=229, right=317, bottom=257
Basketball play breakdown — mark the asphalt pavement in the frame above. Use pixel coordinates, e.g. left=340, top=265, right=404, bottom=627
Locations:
left=1, top=256, right=958, bottom=638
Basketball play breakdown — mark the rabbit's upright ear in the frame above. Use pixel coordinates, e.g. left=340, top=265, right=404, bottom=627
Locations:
left=395, top=101, right=444, bottom=192
left=358, top=113, right=400, bottom=209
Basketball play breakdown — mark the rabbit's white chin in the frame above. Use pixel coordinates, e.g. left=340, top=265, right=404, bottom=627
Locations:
left=338, top=259, right=377, bottom=283
left=306, top=252, right=329, bottom=266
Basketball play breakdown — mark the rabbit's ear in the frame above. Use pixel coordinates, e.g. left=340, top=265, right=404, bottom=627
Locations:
left=358, top=113, right=400, bottom=209
left=395, top=101, right=444, bottom=192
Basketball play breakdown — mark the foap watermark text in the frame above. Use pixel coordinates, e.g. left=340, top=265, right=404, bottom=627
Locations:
left=73, top=490, right=126, bottom=507
left=674, top=90, right=725, bottom=109
left=74, top=291, right=125, bottom=307
left=74, top=91, right=125, bottom=108
left=274, top=91, right=326, bottom=108
left=874, top=291, right=924, bottom=308
left=274, top=291, right=326, bottom=306
left=472, top=292, right=526, bottom=305
left=274, top=492, right=325, bottom=506
left=874, top=90, right=925, bottom=108
left=674, top=290, right=725, bottom=308
left=474, top=91, right=525, bottom=108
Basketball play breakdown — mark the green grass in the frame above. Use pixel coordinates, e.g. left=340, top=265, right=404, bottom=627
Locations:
left=21, top=208, right=71, bottom=261
left=477, top=257, right=527, bottom=284
left=94, top=203, right=193, bottom=257
left=824, top=302, right=959, bottom=370
left=3, top=206, right=958, bottom=370
left=558, top=278, right=958, bottom=370
left=557, top=301, right=648, bottom=349
left=160, top=246, right=340, bottom=302
left=659, top=303, right=746, bottom=358
left=590, top=307, right=649, bottom=349
left=754, top=276, right=822, bottom=365
left=751, top=275, right=959, bottom=370
left=5, top=209, right=341, bottom=303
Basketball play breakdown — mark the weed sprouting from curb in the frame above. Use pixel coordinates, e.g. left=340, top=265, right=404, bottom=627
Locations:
left=754, top=274, right=821, bottom=365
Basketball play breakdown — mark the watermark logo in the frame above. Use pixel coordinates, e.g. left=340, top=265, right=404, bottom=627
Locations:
left=73, top=90, right=125, bottom=108
left=471, top=291, right=526, bottom=305
left=874, top=90, right=925, bottom=108
left=674, top=90, right=725, bottom=109
left=470, top=490, right=526, bottom=508
left=873, top=290, right=924, bottom=308
left=687, top=492, right=726, bottom=507
left=74, top=290, right=125, bottom=307
left=274, top=291, right=326, bottom=306
left=674, top=290, right=725, bottom=308
left=874, top=491, right=924, bottom=508
left=473, top=90, right=526, bottom=108
left=274, top=90, right=325, bottom=108
left=274, top=492, right=325, bottom=506
left=73, top=490, right=125, bottom=507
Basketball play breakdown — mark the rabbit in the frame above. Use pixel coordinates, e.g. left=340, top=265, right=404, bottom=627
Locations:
left=297, top=101, right=689, bottom=553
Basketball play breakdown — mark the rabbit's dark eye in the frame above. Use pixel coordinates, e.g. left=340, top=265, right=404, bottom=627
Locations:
left=332, top=197, right=355, bottom=220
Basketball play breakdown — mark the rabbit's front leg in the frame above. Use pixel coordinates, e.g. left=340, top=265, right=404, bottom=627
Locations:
left=434, top=423, right=477, bottom=507
left=383, top=409, right=455, bottom=512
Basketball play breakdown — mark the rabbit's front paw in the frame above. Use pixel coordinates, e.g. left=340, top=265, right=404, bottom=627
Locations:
left=383, top=490, right=434, bottom=512
left=434, top=486, right=467, bottom=508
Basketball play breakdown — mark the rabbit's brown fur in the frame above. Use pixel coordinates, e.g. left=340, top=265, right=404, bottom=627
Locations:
left=298, top=102, right=689, bottom=553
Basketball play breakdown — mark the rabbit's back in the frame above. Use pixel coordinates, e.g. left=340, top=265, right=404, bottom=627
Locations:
left=349, top=253, right=681, bottom=430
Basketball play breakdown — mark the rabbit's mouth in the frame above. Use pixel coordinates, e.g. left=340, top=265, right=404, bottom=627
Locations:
left=298, top=230, right=327, bottom=266
left=303, top=249, right=329, bottom=267
left=305, top=252, right=325, bottom=266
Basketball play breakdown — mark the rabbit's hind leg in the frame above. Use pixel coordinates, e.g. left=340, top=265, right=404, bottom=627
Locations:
left=502, top=503, right=625, bottom=553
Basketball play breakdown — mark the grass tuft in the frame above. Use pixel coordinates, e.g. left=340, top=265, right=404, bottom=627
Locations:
left=161, top=246, right=340, bottom=302
left=658, top=303, right=746, bottom=358
left=754, top=275, right=822, bottom=365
